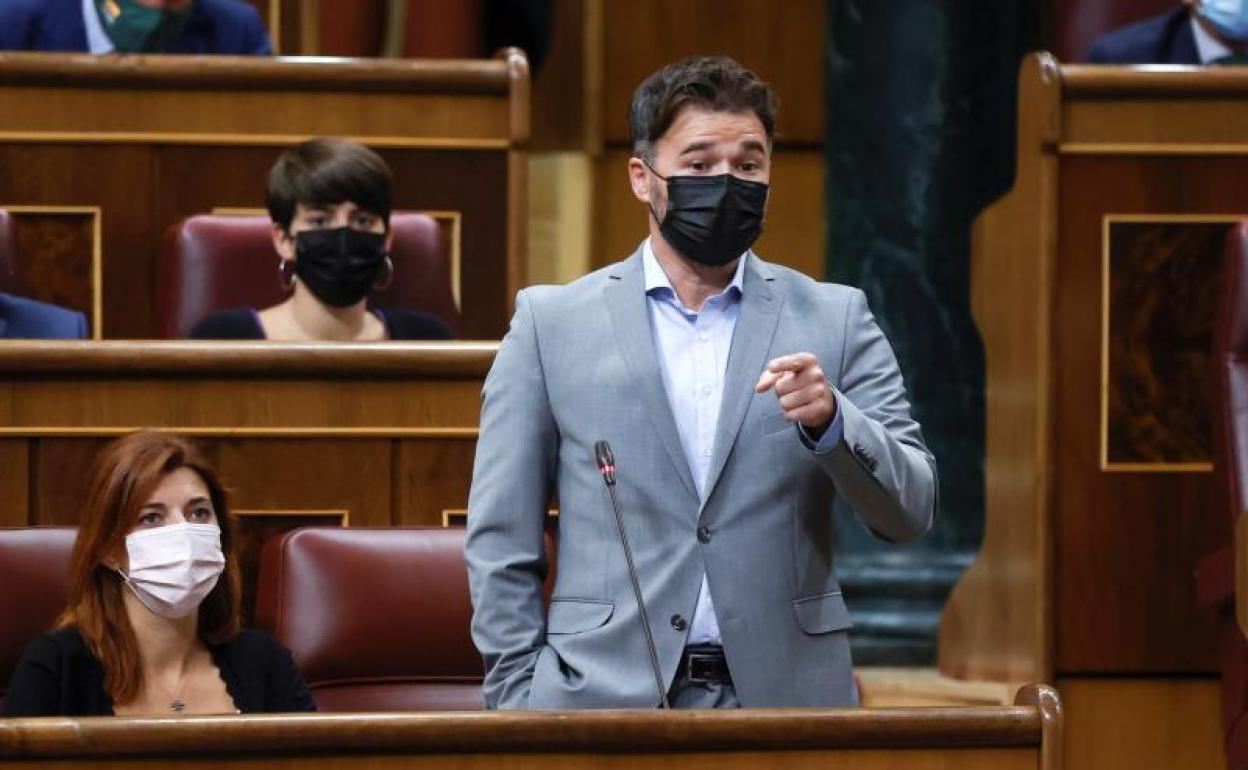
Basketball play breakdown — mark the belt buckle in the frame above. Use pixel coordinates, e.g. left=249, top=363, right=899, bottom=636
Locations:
left=686, top=650, right=728, bottom=684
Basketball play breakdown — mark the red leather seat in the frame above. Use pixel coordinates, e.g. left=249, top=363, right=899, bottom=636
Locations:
left=156, top=213, right=460, bottom=338
left=254, top=527, right=486, bottom=711
left=0, top=527, right=77, bottom=711
left=1199, top=222, right=1248, bottom=770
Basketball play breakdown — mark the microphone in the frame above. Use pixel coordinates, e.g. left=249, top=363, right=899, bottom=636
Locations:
left=594, top=440, right=670, bottom=709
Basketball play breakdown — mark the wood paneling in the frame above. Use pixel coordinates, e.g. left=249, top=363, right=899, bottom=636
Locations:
left=940, top=54, right=1061, bottom=685
left=0, top=343, right=492, bottom=530
left=395, top=438, right=478, bottom=526
left=1054, top=157, right=1247, bottom=672
left=591, top=149, right=825, bottom=277
left=942, top=58, right=1248, bottom=689
left=600, top=0, right=825, bottom=146
left=33, top=439, right=110, bottom=525
left=0, top=53, right=528, bottom=339
left=1060, top=677, right=1224, bottom=770
left=0, top=440, right=29, bottom=527
left=216, top=439, right=392, bottom=527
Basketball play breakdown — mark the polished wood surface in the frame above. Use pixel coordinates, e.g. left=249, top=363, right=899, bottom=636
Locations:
left=0, top=343, right=494, bottom=530
left=939, top=53, right=1061, bottom=686
left=0, top=51, right=529, bottom=339
left=942, top=55, right=1248, bottom=686
left=1059, top=678, right=1224, bottom=770
left=600, top=0, right=824, bottom=146
left=0, top=685, right=1060, bottom=769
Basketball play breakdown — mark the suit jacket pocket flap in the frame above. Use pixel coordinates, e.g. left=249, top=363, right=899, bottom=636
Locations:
left=792, top=591, right=852, bottom=634
left=546, top=599, right=614, bottom=634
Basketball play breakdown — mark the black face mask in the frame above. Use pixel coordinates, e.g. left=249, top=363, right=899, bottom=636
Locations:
left=292, top=227, right=387, bottom=308
left=648, top=166, right=769, bottom=267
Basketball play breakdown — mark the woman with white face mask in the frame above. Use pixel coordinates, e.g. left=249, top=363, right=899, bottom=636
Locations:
left=3, top=431, right=315, bottom=716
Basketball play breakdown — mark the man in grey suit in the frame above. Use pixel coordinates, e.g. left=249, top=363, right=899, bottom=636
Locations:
left=466, top=56, right=936, bottom=709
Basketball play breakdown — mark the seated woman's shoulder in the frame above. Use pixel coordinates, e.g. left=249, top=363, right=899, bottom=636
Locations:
left=383, top=308, right=454, bottom=340
left=188, top=308, right=264, bottom=340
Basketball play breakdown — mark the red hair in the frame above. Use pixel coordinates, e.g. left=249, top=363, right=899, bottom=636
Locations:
left=57, top=431, right=241, bottom=704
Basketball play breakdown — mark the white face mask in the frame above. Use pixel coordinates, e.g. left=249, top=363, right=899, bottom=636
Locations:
left=117, top=522, right=225, bottom=619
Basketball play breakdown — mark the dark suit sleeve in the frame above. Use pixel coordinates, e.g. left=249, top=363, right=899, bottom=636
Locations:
left=0, top=1, right=39, bottom=51
left=73, top=311, right=88, bottom=340
left=262, top=636, right=316, bottom=712
left=3, top=634, right=64, bottom=716
left=237, top=3, right=272, bottom=55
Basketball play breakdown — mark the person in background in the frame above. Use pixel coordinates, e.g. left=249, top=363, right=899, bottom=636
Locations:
left=0, top=291, right=87, bottom=339
left=1087, top=0, right=1248, bottom=64
left=190, top=138, right=452, bottom=341
left=3, top=431, right=315, bottom=716
left=0, top=0, right=271, bottom=55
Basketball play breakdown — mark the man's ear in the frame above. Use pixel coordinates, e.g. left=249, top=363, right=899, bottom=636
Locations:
left=628, top=157, right=653, bottom=204
left=383, top=228, right=395, bottom=254
left=271, top=223, right=295, bottom=261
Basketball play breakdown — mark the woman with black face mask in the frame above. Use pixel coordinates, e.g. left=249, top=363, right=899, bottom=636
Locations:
left=188, top=138, right=453, bottom=341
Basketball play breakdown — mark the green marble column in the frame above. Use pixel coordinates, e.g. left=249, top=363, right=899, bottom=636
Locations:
left=826, top=0, right=1040, bottom=663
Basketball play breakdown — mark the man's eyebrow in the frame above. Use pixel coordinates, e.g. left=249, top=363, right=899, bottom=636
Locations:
left=678, top=141, right=714, bottom=156
left=741, top=140, right=767, bottom=154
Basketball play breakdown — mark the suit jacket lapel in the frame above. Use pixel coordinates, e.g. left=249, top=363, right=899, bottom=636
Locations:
left=700, top=254, right=783, bottom=509
left=603, top=248, right=699, bottom=502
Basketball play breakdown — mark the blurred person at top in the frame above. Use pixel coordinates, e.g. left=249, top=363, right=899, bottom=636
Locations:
left=0, top=0, right=271, bottom=55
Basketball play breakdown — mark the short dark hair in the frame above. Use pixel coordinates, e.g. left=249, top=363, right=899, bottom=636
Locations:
left=628, top=56, right=776, bottom=162
left=266, top=138, right=393, bottom=231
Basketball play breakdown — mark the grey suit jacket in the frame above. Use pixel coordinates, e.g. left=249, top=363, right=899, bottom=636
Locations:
left=465, top=247, right=936, bottom=709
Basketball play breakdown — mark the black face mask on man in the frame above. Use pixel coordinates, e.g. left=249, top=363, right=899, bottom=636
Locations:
left=292, top=227, right=387, bottom=307
left=646, top=163, right=769, bottom=267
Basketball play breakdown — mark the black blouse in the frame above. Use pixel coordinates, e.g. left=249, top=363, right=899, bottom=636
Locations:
left=3, top=626, right=317, bottom=716
left=188, top=306, right=453, bottom=340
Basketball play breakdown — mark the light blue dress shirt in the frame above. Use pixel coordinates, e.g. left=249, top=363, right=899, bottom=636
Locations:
left=82, top=0, right=115, bottom=53
left=642, top=240, right=843, bottom=646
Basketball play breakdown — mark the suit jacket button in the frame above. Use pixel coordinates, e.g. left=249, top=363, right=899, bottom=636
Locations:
left=670, top=614, right=687, bottom=631
left=697, top=526, right=712, bottom=544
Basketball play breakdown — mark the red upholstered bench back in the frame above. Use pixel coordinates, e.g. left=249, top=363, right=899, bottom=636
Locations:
left=254, top=527, right=486, bottom=711
left=0, top=527, right=77, bottom=711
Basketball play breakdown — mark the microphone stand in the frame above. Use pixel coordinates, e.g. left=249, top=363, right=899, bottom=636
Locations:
left=595, top=440, right=671, bottom=709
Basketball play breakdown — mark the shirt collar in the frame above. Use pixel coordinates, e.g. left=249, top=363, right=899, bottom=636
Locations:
left=1191, top=14, right=1234, bottom=65
left=82, top=0, right=116, bottom=54
left=641, top=238, right=747, bottom=304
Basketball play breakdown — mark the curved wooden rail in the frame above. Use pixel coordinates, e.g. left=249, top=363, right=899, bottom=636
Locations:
left=0, top=341, right=498, bottom=377
left=0, top=684, right=1060, bottom=759
left=0, top=52, right=513, bottom=94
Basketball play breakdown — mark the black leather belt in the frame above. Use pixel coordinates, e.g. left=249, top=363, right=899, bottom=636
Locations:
left=678, top=644, right=732, bottom=685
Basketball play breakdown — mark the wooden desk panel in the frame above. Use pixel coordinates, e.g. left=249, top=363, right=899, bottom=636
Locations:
left=0, top=685, right=1062, bottom=770
left=942, top=55, right=1248, bottom=685
left=0, top=342, right=493, bottom=529
left=1052, top=156, right=1246, bottom=673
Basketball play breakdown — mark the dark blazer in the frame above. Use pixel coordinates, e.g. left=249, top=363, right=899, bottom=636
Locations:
left=0, top=0, right=271, bottom=55
left=0, top=292, right=87, bottom=339
left=3, top=626, right=316, bottom=716
left=1087, top=6, right=1200, bottom=64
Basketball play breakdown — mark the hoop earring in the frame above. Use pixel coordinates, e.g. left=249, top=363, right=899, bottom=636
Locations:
left=373, top=254, right=394, bottom=291
left=278, top=259, right=296, bottom=292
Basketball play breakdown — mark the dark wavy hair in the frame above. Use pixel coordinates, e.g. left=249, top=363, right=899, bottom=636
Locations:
left=266, top=137, right=393, bottom=231
left=628, top=56, right=776, bottom=162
